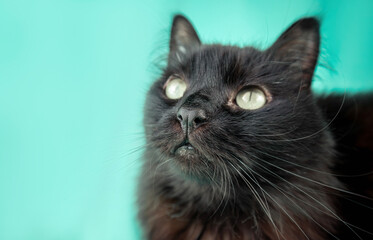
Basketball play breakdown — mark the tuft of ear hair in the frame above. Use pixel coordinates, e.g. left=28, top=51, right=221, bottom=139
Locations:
left=268, top=17, right=320, bottom=87
left=169, top=15, right=201, bottom=60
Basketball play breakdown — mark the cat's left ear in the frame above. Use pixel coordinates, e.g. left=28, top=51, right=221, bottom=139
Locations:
left=269, top=18, right=320, bottom=87
left=169, top=15, right=201, bottom=60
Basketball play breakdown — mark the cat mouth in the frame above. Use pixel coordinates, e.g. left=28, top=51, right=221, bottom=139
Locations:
left=170, top=138, right=211, bottom=176
left=173, top=139, right=197, bottom=157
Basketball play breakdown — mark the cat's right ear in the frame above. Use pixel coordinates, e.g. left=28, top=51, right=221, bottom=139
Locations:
left=169, top=15, right=201, bottom=60
left=268, top=18, right=320, bottom=88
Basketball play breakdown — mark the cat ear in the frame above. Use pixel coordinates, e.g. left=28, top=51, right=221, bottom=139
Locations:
left=169, top=15, right=201, bottom=59
left=269, top=18, right=320, bottom=87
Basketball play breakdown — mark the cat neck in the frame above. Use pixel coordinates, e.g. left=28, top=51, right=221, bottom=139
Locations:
left=139, top=161, right=338, bottom=240
left=139, top=145, right=340, bottom=239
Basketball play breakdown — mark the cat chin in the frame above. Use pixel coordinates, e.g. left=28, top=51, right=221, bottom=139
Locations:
left=168, top=158, right=213, bottom=185
left=167, top=148, right=213, bottom=182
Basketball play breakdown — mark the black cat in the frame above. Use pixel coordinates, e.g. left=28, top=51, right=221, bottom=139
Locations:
left=137, top=15, right=373, bottom=240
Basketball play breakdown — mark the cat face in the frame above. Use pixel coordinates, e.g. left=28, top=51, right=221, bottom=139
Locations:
left=144, top=15, right=331, bottom=184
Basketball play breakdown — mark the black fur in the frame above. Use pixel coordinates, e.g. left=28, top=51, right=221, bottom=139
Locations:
left=138, top=15, right=373, bottom=240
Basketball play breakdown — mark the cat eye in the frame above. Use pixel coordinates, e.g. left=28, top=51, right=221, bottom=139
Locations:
left=164, top=77, right=187, bottom=100
left=235, top=87, right=267, bottom=110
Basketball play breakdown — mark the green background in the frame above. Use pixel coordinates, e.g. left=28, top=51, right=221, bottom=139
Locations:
left=1, top=0, right=372, bottom=239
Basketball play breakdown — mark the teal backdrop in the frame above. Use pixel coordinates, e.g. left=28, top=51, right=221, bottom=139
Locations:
left=1, top=0, right=373, bottom=239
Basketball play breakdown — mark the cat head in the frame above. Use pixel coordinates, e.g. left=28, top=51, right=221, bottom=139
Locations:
left=144, top=15, right=333, bottom=186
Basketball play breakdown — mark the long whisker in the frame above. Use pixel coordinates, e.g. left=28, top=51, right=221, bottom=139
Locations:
left=232, top=160, right=310, bottom=240
left=246, top=151, right=373, bottom=201
left=208, top=160, right=232, bottom=219
left=236, top=159, right=341, bottom=240
left=276, top=92, right=346, bottom=142
left=226, top=161, right=283, bottom=240
left=249, top=155, right=364, bottom=240
left=252, top=145, right=373, bottom=178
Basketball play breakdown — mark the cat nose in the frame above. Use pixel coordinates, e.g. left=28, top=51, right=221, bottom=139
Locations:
left=177, top=108, right=207, bottom=134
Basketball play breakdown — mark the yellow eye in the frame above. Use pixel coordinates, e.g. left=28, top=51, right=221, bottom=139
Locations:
left=236, top=87, right=266, bottom=110
left=165, top=78, right=187, bottom=100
